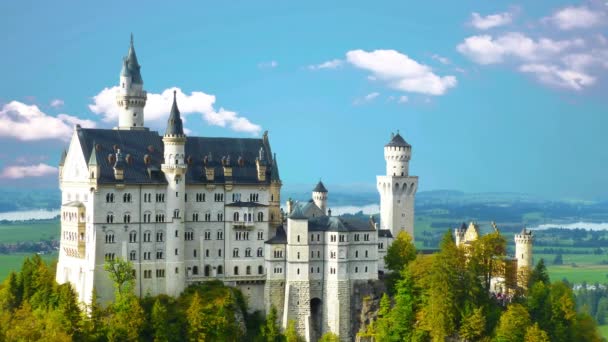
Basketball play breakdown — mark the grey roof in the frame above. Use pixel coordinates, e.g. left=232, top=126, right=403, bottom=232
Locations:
left=59, top=149, right=67, bottom=166
left=265, top=225, right=287, bottom=244
left=120, top=34, right=143, bottom=84
left=313, top=181, right=328, bottom=193
left=378, top=229, right=393, bottom=238
left=289, top=204, right=308, bottom=220
left=308, top=215, right=375, bottom=232
left=225, top=201, right=268, bottom=208
left=74, top=127, right=279, bottom=185
left=385, top=132, right=411, bottom=148
left=88, top=145, right=98, bottom=166
left=292, top=200, right=324, bottom=218
left=270, top=153, right=280, bottom=182
left=165, top=91, right=185, bottom=136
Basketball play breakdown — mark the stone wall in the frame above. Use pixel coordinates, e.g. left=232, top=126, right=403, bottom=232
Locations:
left=264, top=279, right=285, bottom=319
left=350, top=279, right=386, bottom=341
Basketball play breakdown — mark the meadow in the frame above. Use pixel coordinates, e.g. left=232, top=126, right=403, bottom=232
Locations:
left=0, top=220, right=59, bottom=243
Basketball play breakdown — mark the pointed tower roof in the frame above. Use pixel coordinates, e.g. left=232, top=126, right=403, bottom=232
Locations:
left=270, top=153, right=280, bottom=182
left=121, top=34, right=143, bottom=84
left=385, top=131, right=411, bottom=147
left=313, top=180, right=328, bottom=193
left=88, top=144, right=98, bottom=166
left=165, top=90, right=185, bottom=136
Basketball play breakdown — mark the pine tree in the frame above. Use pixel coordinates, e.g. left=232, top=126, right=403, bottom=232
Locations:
left=495, top=303, right=531, bottom=342
left=260, top=305, right=281, bottom=342
left=57, top=283, right=82, bottom=338
left=388, top=269, right=417, bottom=341
left=524, top=323, right=550, bottom=342
left=384, top=230, right=417, bottom=273
left=459, top=307, right=485, bottom=341
left=152, top=298, right=170, bottom=342
left=187, top=292, right=205, bottom=341
left=528, top=259, right=550, bottom=287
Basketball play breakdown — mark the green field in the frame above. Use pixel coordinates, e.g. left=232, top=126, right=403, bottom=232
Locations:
left=0, top=219, right=59, bottom=243
left=0, top=253, right=58, bottom=281
left=547, top=265, right=608, bottom=284
left=599, top=325, right=608, bottom=339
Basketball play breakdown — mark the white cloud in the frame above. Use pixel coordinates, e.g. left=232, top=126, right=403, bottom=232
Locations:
left=457, top=32, right=583, bottom=65
left=0, top=163, right=58, bottom=179
left=0, top=101, right=96, bottom=141
left=547, top=6, right=603, bottom=30
left=353, top=92, right=380, bottom=105
left=89, top=87, right=261, bottom=135
left=431, top=54, right=450, bottom=65
left=398, top=95, right=409, bottom=104
left=519, top=63, right=595, bottom=90
left=50, top=99, right=64, bottom=108
left=308, top=59, right=344, bottom=70
left=258, top=60, right=278, bottom=69
left=346, top=49, right=457, bottom=95
left=470, top=11, right=513, bottom=30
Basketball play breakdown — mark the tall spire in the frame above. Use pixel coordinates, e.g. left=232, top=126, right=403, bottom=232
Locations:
left=121, top=34, right=143, bottom=84
left=165, top=90, right=185, bottom=136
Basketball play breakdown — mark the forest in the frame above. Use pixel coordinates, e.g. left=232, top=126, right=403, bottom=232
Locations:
left=0, top=230, right=605, bottom=341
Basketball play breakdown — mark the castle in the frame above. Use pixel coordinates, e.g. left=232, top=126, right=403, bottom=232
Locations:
left=55, top=37, right=418, bottom=341
left=454, top=222, right=535, bottom=292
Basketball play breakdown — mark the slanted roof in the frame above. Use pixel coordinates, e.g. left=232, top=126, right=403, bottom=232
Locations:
left=289, top=204, right=308, bottom=220
left=225, top=201, right=268, bottom=208
left=74, top=127, right=279, bottom=185
left=265, top=225, right=287, bottom=244
left=313, top=181, right=328, bottom=193
left=120, top=34, right=143, bottom=84
left=378, top=229, right=393, bottom=238
left=165, top=91, right=184, bottom=136
left=308, top=215, right=375, bottom=232
left=292, top=200, right=324, bottom=218
left=385, top=132, right=411, bottom=148
left=88, top=145, right=98, bottom=166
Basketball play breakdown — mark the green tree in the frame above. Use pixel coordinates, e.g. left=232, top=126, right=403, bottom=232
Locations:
left=186, top=292, right=206, bottom=341
left=104, top=257, right=136, bottom=296
left=388, top=269, right=417, bottom=341
left=572, top=312, right=602, bottom=342
left=318, top=332, right=340, bottom=342
left=0, top=271, right=22, bottom=311
left=285, top=319, right=304, bottom=342
left=495, top=303, right=531, bottom=342
left=57, top=283, right=82, bottom=338
left=526, top=281, right=551, bottom=332
left=260, top=305, right=282, bottom=342
left=524, top=323, right=549, bottom=342
left=459, top=307, right=485, bottom=341
left=83, top=288, right=106, bottom=341
left=104, top=258, right=144, bottom=341
left=469, top=231, right=506, bottom=294
left=528, top=259, right=550, bottom=288
left=548, top=281, right=577, bottom=342
left=384, top=231, right=417, bottom=273
left=152, top=298, right=170, bottom=342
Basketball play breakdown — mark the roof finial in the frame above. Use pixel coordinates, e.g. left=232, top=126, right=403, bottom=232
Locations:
left=173, top=89, right=177, bottom=100
left=130, top=33, right=134, bottom=46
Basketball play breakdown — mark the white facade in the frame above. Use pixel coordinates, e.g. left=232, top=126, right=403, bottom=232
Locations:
left=377, top=132, right=418, bottom=239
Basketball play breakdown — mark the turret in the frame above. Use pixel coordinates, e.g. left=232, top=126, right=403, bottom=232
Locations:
left=312, top=181, right=328, bottom=214
left=514, top=228, right=534, bottom=270
left=161, top=91, right=187, bottom=297
left=384, top=131, right=411, bottom=177
left=116, top=34, right=147, bottom=130
left=454, top=222, right=467, bottom=247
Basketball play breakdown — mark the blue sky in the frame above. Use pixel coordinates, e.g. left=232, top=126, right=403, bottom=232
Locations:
left=0, top=1, right=607, bottom=200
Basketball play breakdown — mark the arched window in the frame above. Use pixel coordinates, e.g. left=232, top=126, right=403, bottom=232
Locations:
left=234, top=266, right=239, bottom=275
left=257, top=247, right=263, bottom=257
left=193, top=266, right=199, bottom=275
left=233, top=212, right=239, bottom=221
left=106, top=212, right=114, bottom=224
left=156, top=231, right=164, bottom=242
left=143, top=230, right=151, bottom=242
left=217, top=265, right=223, bottom=274
left=233, top=248, right=239, bottom=257
left=129, top=250, right=136, bottom=261
left=174, top=209, right=180, bottom=218
left=245, top=248, right=252, bottom=257
left=258, top=265, right=264, bottom=274
left=105, top=231, right=115, bottom=244
left=129, top=231, right=137, bottom=243
left=246, top=266, right=251, bottom=275
left=204, top=265, right=210, bottom=277
left=297, top=235, right=300, bottom=243
left=257, top=212, right=264, bottom=222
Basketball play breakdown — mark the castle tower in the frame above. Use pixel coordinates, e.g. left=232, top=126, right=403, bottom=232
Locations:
left=283, top=206, right=311, bottom=340
left=377, top=131, right=418, bottom=239
left=312, top=181, right=328, bottom=214
left=116, top=34, right=147, bottom=130
left=514, top=228, right=534, bottom=272
left=454, top=222, right=467, bottom=247
left=161, top=91, right=187, bottom=296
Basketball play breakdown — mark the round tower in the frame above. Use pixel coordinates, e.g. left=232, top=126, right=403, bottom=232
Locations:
left=116, top=34, right=147, bottom=130
left=312, top=181, right=328, bottom=215
left=161, top=91, right=187, bottom=297
left=377, top=131, right=418, bottom=238
left=384, top=131, right=411, bottom=177
left=514, top=228, right=534, bottom=270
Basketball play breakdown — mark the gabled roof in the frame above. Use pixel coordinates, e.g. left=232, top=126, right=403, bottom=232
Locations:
left=385, top=132, right=411, bottom=148
left=313, top=181, right=328, bottom=193
left=120, top=34, right=143, bottom=84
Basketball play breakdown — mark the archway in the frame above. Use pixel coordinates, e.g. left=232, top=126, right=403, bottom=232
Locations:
left=310, top=297, right=322, bottom=341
